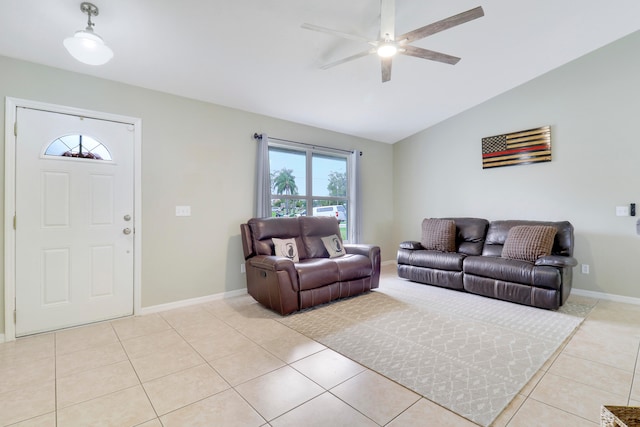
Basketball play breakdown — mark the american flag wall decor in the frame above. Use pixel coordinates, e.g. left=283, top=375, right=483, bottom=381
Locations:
left=481, top=126, right=551, bottom=169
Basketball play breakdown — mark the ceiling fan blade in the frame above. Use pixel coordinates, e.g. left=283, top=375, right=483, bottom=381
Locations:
left=401, top=45, right=460, bottom=65
left=320, top=49, right=376, bottom=70
left=396, top=6, right=484, bottom=44
left=380, top=0, right=395, bottom=40
left=381, top=57, right=392, bottom=82
left=301, top=23, right=373, bottom=44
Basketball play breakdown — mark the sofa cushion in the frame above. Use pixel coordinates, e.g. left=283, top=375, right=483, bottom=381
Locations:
left=397, top=264, right=464, bottom=290
left=321, top=234, right=346, bottom=258
left=502, top=225, right=557, bottom=262
left=463, top=274, right=561, bottom=309
left=405, top=250, right=466, bottom=272
left=300, top=216, right=342, bottom=258
left=272, top=237, right=300, bottom=262
left=333, top=254, right=373, bottom=281
left=296, top=258, right=340, bottom=291
left=442, top=217, right=489, bottom=256
left=463, top=256, right=561, bottom=289
left=421, top=218, right=456, bottom=252
left=248, top=217, right=307, bottom=259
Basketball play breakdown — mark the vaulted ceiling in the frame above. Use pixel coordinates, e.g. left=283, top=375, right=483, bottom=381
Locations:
left=1, top=1, right=639, bottom=143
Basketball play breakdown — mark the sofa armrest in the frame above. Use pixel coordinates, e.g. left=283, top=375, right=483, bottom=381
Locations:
left=535, top=255, right=578, bottom=268
left=249, top=255, right=296, bottom=272
left=344, top=244, right=381, bottom=289
left=248, top=255, right=299, bottom=291
left=245, top=255, right=299, bottom=314
left=345, top=243, right=377, bottom=257
left=399, top=240, right=423, bottom=250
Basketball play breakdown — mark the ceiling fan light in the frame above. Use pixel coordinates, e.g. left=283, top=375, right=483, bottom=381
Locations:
left=377, top=43, right=398, bottom=58
left=64, top=29, right=113, bottom=65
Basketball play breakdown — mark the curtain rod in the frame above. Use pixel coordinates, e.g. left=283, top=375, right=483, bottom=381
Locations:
left=253, top=133, right=362, bottom=156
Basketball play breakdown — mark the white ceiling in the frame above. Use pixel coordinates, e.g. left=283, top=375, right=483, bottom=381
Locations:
left=1, top=1, right=639, bottom=144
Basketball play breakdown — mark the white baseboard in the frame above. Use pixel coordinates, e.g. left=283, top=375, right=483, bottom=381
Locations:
left=571, top=288, right=640, bottom=306
left=139, top=288, right=248, bottom=315
left=381, top=260, right=396, bottom=266
left=0, top=290, right=248, bottom=342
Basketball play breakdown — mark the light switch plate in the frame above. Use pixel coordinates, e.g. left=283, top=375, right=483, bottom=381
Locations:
left=616, top=206, right=629, bottom=216
left=176, top=205, right=191, bottom=216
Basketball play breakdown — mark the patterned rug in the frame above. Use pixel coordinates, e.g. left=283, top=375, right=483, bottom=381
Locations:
left=277, top=277, right=594, bottom=426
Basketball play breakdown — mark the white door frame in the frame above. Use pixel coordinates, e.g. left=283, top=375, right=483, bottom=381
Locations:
left=4, top=97, right=142, bottom=341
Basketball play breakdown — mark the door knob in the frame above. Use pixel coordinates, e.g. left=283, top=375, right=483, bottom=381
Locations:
left=123, top=228, right=132, bottom=235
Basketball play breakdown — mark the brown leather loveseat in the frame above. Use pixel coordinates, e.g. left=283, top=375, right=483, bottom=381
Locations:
left=241, top=216, right=381, bottom=315
left=397, top=218, right=577, bottom=310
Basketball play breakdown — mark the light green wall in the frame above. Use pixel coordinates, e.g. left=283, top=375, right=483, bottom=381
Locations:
left=393, top=30, right=640, bottom=299
left=5, top=28, right=639, bottom=336
left=0, top=56, right=395, bottom=333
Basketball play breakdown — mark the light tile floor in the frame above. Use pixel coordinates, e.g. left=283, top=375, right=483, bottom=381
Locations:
left=1, top=265, right=639, bottom=426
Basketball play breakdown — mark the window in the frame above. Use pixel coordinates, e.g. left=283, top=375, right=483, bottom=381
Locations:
left=269, top=144, right=350, bottom=240
left=44, top=134, right=112, bottom=160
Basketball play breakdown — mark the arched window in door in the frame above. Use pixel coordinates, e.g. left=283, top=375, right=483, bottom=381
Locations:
left=44, top=134, right=112, bottom=160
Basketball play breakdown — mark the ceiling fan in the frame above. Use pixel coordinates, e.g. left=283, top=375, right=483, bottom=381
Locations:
left=302, top=0, right=484, bottom=82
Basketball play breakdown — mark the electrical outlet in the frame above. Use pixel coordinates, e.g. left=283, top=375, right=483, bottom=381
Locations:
left=240, top=263, right=246, bottom=274
left=581, top=264, right=590, bottom=274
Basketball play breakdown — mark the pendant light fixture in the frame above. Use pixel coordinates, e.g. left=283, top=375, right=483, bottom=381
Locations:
left=63, top=2, right=113, bottom=65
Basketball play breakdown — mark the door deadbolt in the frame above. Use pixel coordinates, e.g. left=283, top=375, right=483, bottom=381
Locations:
left=124, top=214, right=131, bottom=221
left=123, top=228, right=132, bottom=235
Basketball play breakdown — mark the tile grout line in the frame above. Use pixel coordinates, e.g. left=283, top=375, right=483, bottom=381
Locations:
left=204, top=312, right=319, bottom=424
left=524, top=395, right=600, bottom=426
left=162, top=314, right=256, bottom=423
left=114, top=318, right=163, bottom=425
left=505, top=296, right=626, bottom=426
left=161, top=308, right=291, bottom=424
left=193, top=305, right=384, bottom=424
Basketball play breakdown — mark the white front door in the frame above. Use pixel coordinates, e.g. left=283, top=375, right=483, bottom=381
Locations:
left=15, top=107, right=135, bottom=336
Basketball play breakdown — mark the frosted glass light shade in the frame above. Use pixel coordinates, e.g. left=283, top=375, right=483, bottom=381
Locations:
left=377, top=43, right=397, bottom=58
left=63, top=30, right=113, bottom=65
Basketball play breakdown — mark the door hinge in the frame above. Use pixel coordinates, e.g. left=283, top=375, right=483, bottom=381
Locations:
left=13, top=215, right=16, bottom=230
left=13, top=309, right=16, bottom=324
left=14, top=121, right=17, bottom=137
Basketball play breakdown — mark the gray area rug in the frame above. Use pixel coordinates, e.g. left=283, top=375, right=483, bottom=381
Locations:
left=277, top=277, right=594, bottom=426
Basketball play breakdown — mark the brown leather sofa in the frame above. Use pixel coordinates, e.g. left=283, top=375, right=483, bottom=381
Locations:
left=241, top=216, right=381, bottom=315
left=397, top=218, right=577, bottom=309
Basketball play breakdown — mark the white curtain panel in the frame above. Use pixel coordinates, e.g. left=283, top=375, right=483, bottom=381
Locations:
left=256, top=134, right=271, bottom=218
left=348, top=150, right=362, bottom=243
